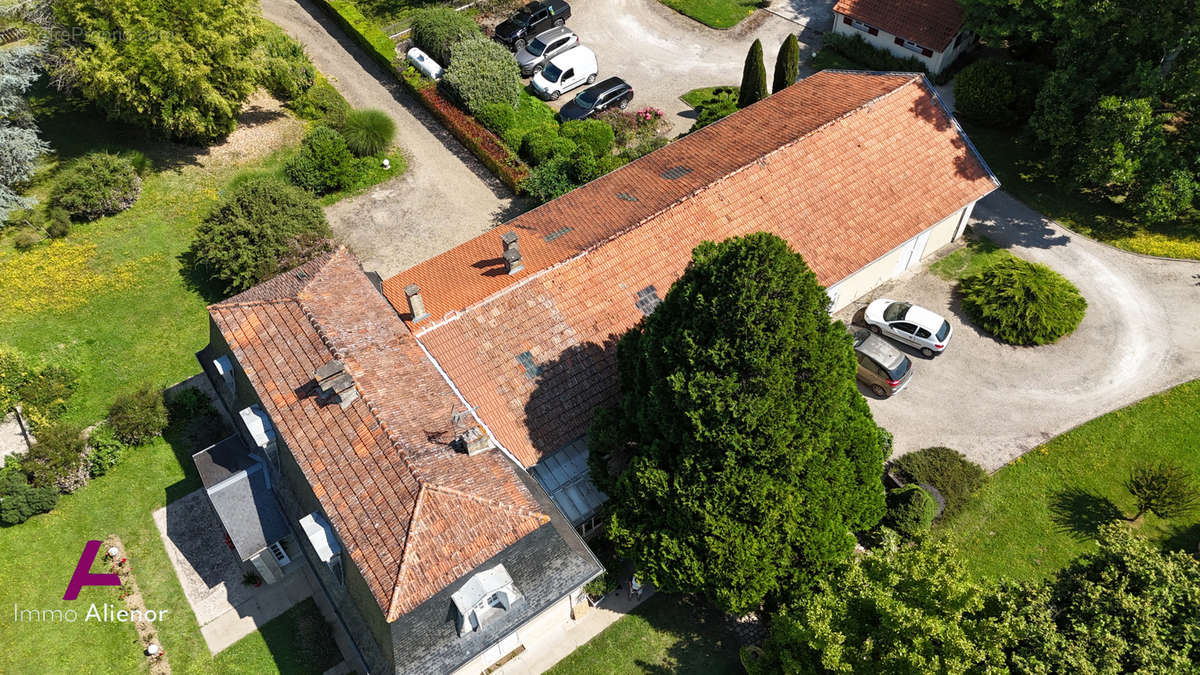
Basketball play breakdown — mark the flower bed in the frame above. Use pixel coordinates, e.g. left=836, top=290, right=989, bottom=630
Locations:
left=315, top=0, right=530, bottom=192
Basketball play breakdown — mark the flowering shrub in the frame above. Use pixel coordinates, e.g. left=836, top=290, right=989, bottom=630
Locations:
left=635, top=106, right=664, bottom=122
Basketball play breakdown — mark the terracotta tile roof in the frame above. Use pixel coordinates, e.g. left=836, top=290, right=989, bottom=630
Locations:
left=209, top=248, right=548, bottom=621
left=382, top=71, right=998, bottom=468
left=833, top=0, right=965, bottom=50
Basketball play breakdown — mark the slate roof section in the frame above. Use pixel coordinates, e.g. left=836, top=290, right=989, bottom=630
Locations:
left=208, top=248, right=550, bottom=621
left=833, top=0, right=965, bottom=50
left=193, top=435, right=258, bottom=488
left=381, top=71, right=998, bottom=468
left=389, top=464, right=601, bottom=675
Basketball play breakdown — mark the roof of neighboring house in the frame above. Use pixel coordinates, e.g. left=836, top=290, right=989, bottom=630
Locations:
left=207, top=248, right=553, bottom=622
left=381, top=71, right=998, bottom=468
left=833, top=0, right=965, bottom=51
left=193, top=436, right=289, bottom=561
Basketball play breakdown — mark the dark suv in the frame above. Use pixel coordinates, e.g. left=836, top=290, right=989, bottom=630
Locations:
left=558, top=77, right=634, bottom=121
left=494, top=0, right=571, bottom=51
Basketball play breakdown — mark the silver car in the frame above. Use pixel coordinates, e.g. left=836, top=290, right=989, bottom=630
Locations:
left=515, top=26, right=579, bottom=77
left=851, top=327, right=914, bottom=398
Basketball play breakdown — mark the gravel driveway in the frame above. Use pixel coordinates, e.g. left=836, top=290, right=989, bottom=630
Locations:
left=565, top=0, right=813, bottom=135
left=846, top=191, right=1200, bottom=470
left=262, top=0, right=520, bottom=278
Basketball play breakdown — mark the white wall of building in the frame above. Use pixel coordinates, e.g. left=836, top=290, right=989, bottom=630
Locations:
left=827, top=202, right=974, bottom=312
left=452, top=587, right=586, bottom=675
left=831, top=12, right=974, bottom=74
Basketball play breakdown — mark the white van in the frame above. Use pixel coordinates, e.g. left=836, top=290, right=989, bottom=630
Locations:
left=531, top=46, right=597, bottom=101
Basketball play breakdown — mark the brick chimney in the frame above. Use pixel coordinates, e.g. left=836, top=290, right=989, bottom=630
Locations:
left=315, top=359, right=359, bottom=408
left=404, top=283, right=430, bottom=322
left=501, top=231, right=524, bottom=275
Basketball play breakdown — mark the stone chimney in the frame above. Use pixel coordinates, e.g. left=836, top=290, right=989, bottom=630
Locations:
left=315, top=359, right=359, bottom=409
left=404, top=283, right=430, bottom=322
left=455, top=424, right=493, bottom=456
left=501, top=231, right=524, bottom=275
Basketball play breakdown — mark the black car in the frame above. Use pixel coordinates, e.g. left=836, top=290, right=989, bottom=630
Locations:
left=494, top=0, right=571, bottom=51
left=558, top=77, right=634, bottom=121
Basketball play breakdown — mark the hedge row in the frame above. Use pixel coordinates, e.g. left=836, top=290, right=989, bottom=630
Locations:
left=315, top=0, right=529, bottom=191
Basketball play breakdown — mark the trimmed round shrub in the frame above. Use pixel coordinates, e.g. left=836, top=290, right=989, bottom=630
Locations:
left=0, top=472, right=58, bottom=525
left=285, top=126, right=356, bottom=194
left=107, top=384, right=168, bottom=446
left=411, top=6, right=480, bottom=67
left=892, top=447, right=987, bottom=516
left=568, top=146, right=601, bottom=184
left=522, top=155, right=577, bottom=204
left=561, top=119, right=615, bottom=158
left=258, top=28, right=316, bottom=101
left=884, top=485, right=937, bottom=538
left=960, top=258, right=1087, bottom=345
left=293, top=80, right=351, bottom=127
left=954, top=59, right=1045, bottom=128
left=690, top=91, right=739, bottom=132
left=520, top=124, right=576, bottom=165
left=190, top=175, right=331, bottom=294
left=50, top=153, right=142, bottom=221
left=340, top=109, right=396, bottom=157
left=440, top=35, right=523, bottom=116
left=477, top=102, right=518, bottom=137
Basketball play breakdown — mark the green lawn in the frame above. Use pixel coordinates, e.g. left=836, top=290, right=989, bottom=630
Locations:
left=928, top=232, right=1014, bottom=281
left=0, top=89, right=391, bottom=671
left=962, top=122, right=1200, bottom=260
left=680, top=85, right=739, bottom=108
left=657, top=0, right=758, bottom=29
left=545, top=593, right=743, bottom=675
left=938, top=379, right=1200, bottom=582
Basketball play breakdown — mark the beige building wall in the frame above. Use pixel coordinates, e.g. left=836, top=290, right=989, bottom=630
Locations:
left=452, top=589, right=585, bottom=675
left=827, top=202, right=974, bottom=312
left=831, top=12, right=973, bottom=74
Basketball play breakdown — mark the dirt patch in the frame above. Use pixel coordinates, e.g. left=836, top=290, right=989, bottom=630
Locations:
left=175, top=91, right=306, bottom=170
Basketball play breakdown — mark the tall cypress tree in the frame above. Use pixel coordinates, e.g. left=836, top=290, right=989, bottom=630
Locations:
left=590, top=233, right=888, bottom=614
left=773, top=34, right=800, bottom=94
left=738, top=39, right=768, bottom=108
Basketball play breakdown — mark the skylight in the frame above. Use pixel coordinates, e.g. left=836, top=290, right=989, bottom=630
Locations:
left=516, top=351, right=541, bottom=378
left=635, top=286, right=661, bottom=316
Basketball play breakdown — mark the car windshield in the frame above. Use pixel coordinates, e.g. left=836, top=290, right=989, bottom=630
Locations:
left=887, top=356, right=911, bottom=381
left=526, top=37, right=548, bottom=56
left=936, top=320, right=950, bottom=341
left=883, top=301, right=911, bottom=322
left=542, top=62, right=562, bottom=82
left=573, top=88, right=600, bottom=108
left=510, top=11, right=531, bottom=26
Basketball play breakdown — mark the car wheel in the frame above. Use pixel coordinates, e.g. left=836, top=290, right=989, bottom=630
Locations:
left=871, top=384, right=887, bottom=398
left=921, top=347, right=935, bottom=358
left=550, top=90, right=561, bottom=100
left=586, top=73, right=596, bottom=84
left=869, top=324, right=882, bottom=334
left=553, top=18, right=564, bottom=26
left=618, top=98, right=629, bottom=110
left=514, top=38, right=526, bottom=51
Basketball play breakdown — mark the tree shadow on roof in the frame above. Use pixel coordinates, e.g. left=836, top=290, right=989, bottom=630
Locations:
left=523, top=336, right=622, bottom=461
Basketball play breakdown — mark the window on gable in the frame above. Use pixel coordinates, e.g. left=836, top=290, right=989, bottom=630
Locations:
left=634, top=286, right=661, bottom=316
left=516, top=351, right=541, bottom=378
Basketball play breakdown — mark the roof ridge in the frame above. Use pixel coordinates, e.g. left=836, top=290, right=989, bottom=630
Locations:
left=423, top=481, right=550, bottom=522
left=388, top=484, right=430, bottom=621
left=412, top=73, right=924, bottom=335
left=207, top=296, right=299, bottom=311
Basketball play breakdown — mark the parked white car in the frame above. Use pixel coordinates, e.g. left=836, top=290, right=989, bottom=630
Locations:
left=531, top=46, right=597, bottom=100
left=864, top=299, right=953, bottom=357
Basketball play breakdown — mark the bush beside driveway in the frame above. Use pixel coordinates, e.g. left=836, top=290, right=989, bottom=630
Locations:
left=845, top=190, right=1200, bottom=471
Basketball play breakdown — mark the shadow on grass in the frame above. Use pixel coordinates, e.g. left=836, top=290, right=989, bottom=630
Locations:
left=162, top=408, right=232, bottom=504
left=176, top=249, right=233, bottom=305
left=633, top=594, right=743, bottom=675
left=1162, top=523, right=1200, bottom=555
left=1048, top=488, right=1124, bottom=540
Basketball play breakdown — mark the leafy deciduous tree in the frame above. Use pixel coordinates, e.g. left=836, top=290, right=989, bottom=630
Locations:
left=1125, top=461, right=1199, bottom=521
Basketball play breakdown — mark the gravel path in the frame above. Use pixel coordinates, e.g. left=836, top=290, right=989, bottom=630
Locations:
left=261, top=0, right=520, bottom=278
left=856, top=191, right=1200, bottom=470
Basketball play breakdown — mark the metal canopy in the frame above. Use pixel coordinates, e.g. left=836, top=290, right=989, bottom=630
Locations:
left=532, top=436, right=608, bottom=525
